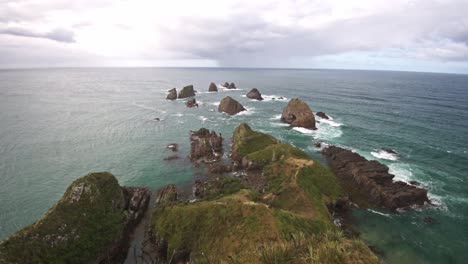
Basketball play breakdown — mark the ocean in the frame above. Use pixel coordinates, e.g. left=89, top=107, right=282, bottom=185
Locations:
left=0, top=68, right=467, bottom=263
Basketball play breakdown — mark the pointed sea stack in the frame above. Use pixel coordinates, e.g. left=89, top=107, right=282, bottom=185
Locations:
left=218, top=96, right=246, bottom=115
left=209, top=82, right=218, bottom=92
left=281, top=98, right=316, bottom=129
left=166, top=88, right=177, bottom=100
left=246, top=88, right=263, bottom=100
left=178, top=85, right=196, bottom=98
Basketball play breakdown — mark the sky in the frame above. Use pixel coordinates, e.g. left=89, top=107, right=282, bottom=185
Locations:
left=1, top=0, right=468, bottom=73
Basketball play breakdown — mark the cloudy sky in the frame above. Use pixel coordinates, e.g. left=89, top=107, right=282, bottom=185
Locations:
left=1, top=0, right=467, bottom=73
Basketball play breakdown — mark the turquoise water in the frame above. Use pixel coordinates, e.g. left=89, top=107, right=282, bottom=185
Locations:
left=0, top=68, right=467, bottom=263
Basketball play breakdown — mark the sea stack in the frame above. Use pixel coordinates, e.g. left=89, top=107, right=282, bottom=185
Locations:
left=209, top=82, right=218, bottom=92
left=281, top=98, right=316, bottom=129
left=178, top=85, right=196, bottom=98
left=166, top=88, right=177, bottom=100
left=218, top=96, right=246, bottom=115
left=246, top=88, right=263, bottom=100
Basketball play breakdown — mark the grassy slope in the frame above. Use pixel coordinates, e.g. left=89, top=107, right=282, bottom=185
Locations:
left=0, top=172, right=127, bottom=264
left=150, top=124, right=380, bottom=263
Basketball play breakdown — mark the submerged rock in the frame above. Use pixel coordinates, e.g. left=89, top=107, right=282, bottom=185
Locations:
left=208, top=82, right=218, bottom=92
left=178, top=85, right=196, bottom=98
left=281, top=98, right=317, bottom=130
left=185, top=98, right=199, bottom=108
left=0, top=172, right=150, bottom=264
left=218, top=96, right=246, bottom=115
left=322, top=146, right=429, bottom=210
left=189, top=128, right=223, bottom=163
left=166, top=88, right=177, bottom=100
left=246, top=88, right=264, bottom=100
left=316, top=111, right=330, bottom=119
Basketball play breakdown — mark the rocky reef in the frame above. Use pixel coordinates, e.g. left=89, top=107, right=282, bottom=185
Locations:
left=166, top=88, right=177, bottom=100
left=218, top=96, right=246, bottom=115
left=208, top=82, right=218, bottom=92
left=178, top=85, right=196, bottom=99
left=322, top=146, right=429, bottom=210
left=281, top=98, right=317, bottom=129
left=246, top=88, right=264, bottom=100
left=0, top=172, right=150, bottom=264
left=141, top=124, right=380, bottom=263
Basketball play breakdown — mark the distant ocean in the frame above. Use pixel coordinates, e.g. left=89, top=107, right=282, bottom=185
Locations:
left=0, top=68, right=467, bottom=263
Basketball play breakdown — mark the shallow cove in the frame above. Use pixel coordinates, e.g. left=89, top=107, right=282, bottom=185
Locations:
left=0, top=68, right=467, bottom=263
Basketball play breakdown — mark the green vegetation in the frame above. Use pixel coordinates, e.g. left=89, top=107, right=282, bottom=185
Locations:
left=150, top=123, right=379, bottom=263
left=0, top=172, right=128, bottom=264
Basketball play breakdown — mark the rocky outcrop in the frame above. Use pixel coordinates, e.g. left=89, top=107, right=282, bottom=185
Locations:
left=281, top=98, right=317, bottom=130
left=218, top=96, right=246, bottom=115
left=189, top=128, right=223, bottom=163
left=166, top=88, right=177, bottom=100
left=0, top=172, right=150, bottom=264
left=185, top=98, right=199, bottom=108
left=228, top=82, right=236, bottom=89
left=209, top=82, right=218, bottom=92
left=178, top=85, right=196, bottom=98
left=322, top=146, right=429, bottom=210
left=246, top=88, right=264, bottom=100
left=316, top=112, right=330, bottom=119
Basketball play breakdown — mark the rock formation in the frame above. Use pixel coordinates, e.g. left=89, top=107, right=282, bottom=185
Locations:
left=185, top=98, right=199, bottom=108
left=322, top=146, right=429, bottom=210
left=218, top=96, right=246, bottom=115
left=208, top=82, right=218, bottom=92
left=0, top=172, right=150, bottom=264
left=178, top=85, right=196, bottom=98
left=228, top=82, right=236, bottom=89
left=189, top=128, right=223, bottom=163
left=246, top=88, right=264, bottom=100
left=166, top=88, right=177, bottom=100
left=281, top=98, right=317, bottom=129
left=316, top=111, right=330, bottom=119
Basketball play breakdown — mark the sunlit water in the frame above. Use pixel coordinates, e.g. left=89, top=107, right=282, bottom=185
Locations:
left=0, top=68, right=467, bottom=263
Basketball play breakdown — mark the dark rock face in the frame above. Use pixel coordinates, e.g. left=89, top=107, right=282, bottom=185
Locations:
left=281, top=98, right=317, bottom=130
left=316, top=112, right=330, bottom=119
left=178, top=85, right=196, bottom=98
left=185, top=98, right=199, bottom=108
left=223, top=82, right=230, bottom=88
left=322, top=146, right=429, bottom=210
left=246, top=88, right=264, bottom=100
left=209, top=82, right=218, bottom=92
left=218, top=96, right=246, bottom=115
left=228, top=82, right=236, bottom=89
left=166, top=88, right=177, bottom=100
left=189, top=128, right=223, bottom=163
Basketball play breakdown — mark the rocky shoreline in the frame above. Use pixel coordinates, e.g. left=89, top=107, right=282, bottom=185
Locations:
left=0, top=82, right=432, bottom=263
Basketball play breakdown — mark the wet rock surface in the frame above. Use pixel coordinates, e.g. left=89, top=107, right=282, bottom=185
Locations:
left=281, top=98, right=317, bottom=129
left=218, top=96, right=246, bottom=115
left=322, top=146, right=429, bottom=210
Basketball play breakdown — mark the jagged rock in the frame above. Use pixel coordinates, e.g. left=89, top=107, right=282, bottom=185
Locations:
left=178, top=85, right=196, bottom=98
left=189, top=128, right=223, bottom=163
left=166, top=88, right=177, bottom=100
left=316, top=112, right=330, bottom=119
left=209, top=82, right=218, bottom=92
left=246, top=88, right=264, bottom=100
left=186, top=98, right=199, bottom=108
left=228, top=82, right=236, bottom=89
left=223, top=82, right=229, bottom=88
left=155, top=184, right=178, bottom=205
left=0, top=172, right=150, bottom=264
left=218, top=96, right=246, bottom=115
left=281, top=98, right=317, bottom=130
left=322, top=146, right=429, bottom=210
left=167, top=143, right=178, bottom=151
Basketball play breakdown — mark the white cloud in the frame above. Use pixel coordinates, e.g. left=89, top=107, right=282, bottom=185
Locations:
left=0, top=0, right=467, bottom=72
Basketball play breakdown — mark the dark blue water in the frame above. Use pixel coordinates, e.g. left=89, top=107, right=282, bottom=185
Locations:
left=0, top=68, right=467, bottom=263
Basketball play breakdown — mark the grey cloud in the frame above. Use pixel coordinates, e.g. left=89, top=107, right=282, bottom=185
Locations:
left=0, top=27, right=75, bottom=43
